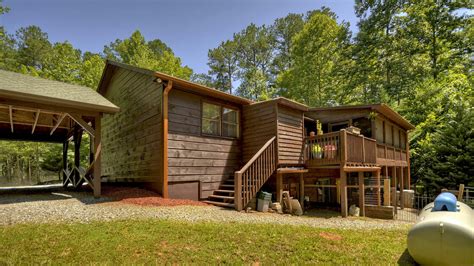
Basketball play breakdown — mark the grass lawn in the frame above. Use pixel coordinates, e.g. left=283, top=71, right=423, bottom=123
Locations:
left=1, top=220, right=414, bottom=264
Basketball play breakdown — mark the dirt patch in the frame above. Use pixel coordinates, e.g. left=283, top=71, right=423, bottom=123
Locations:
left=319, top=232, right=343, bottom=241
left=102, top=186, right=209, bottom=207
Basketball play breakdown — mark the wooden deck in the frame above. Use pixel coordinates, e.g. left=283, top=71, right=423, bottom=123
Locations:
left=305, top=130, right=407, bottom=168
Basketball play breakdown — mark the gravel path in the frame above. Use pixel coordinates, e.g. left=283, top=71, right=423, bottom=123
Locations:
left=0, top=191, right=411, bottom=229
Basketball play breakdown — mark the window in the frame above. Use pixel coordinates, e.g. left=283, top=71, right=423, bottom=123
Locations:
left=222, top=108, right=239, bottom=138
left=202, top=102, right=239, bottom=138
left=202, top=103, right=221, bottom=136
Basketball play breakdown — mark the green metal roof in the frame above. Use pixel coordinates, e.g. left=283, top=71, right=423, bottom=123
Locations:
left=0, top=69, right=119, bottom=114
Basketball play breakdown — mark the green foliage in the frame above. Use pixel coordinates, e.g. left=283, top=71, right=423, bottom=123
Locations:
left=279, top=9, right=353, bottom=106
left=207, top=40, right=238, bottom=93
left=104, top=30, right=192, bottom=80
left=271, top=13, right=305, bottom=75
left=15, top=26, right=52, bottom=69
left=0, top=14, right=194, bottom=184
left=205, top=3, right=472, bottom=190
left=400, top=72, right=473, bottom=192
left=234, top=24, right=275, bottom=99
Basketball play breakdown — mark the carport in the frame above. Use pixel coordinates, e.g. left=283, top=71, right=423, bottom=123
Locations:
left=0, top=69, right=119, bottom=196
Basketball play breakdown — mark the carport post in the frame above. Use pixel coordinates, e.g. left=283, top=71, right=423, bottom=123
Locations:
left=93, top=115, right=102, bottom=198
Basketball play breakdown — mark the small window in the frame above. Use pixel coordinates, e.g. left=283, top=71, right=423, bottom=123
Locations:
left=201, top=102, right=240, bottom=138
left=202, top=103, right=221, bottom=136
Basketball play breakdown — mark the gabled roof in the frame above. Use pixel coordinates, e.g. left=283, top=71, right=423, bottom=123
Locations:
left=0, top=69, right=119, bottom=114
left=98, top=60, right=254, bottom=105
left=310, top=104, right=415, bottom=130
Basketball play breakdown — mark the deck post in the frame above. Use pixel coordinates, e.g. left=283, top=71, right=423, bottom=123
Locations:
left=358, top=171, right=365, bottom=216
left=73, top=126, right=82, bottom=188
left=276, top=172, right=283, bottom=204
left=92, top=115, right=101, bottom=198
left=392, top=166, right=398, bottom=214
left=340, top=169, right=348, bottom=217
left=376, top=169, right=381, bottom=206
left=384, top=178, right=391, bottom=206
left=299, top=173, right=304, bottom=207
left=235, top=171, right=242, bottom=211
left=400, top=166, right=404, bottom=209
left=62, top=140, right=69, bottom=187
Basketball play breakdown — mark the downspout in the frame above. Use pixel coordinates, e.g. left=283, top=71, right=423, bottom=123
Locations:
left=162, top=80, right=173, bottom=198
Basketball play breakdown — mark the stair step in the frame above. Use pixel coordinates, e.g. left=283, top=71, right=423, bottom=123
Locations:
left=209, top=195, right=234, bottom=200
left=203, top=200, right=235, bottom=208
left=214, top=189, right=234, bottom=194
left=221, top=184, right=235, bottom=188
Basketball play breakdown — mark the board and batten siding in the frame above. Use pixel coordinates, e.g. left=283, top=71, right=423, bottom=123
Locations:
left=167, top=89, right=241, bottom=200
left=277, top=105, right=304, bottom=165
left=101, top=67, right=164, bottom=193
left=242, top=102, right=277, bottom=163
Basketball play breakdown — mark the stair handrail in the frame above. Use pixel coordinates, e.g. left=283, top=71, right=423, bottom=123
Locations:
left=235, top=136, right=277, bottom=211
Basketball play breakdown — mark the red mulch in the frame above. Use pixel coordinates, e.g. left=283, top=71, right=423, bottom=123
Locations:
left=101, top=186, right=209, bottom=207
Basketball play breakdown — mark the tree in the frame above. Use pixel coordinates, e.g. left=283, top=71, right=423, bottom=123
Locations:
left=278, top=9, right=353, bottom=106
left=234, top=24, right=275, bottom=99
left=207, top=40, right=238, bottom=94
left=190, top=73, right=217, bottom=88
left=40, top=41, right=82, bottom=84
left=15, top=26, right=52, bottom=69
left=0, top=0, right=16, bottom=71
left=104, top=30, right=193, bottom=79
left=401, top=0, right=473, bottom=80
left=353, top=0, right=414, bottom=105
left=79, top=52, right=106, bottom=89
left=399, top=72, right=473, bottom=193
left=271, top=13, right=305, bottom=75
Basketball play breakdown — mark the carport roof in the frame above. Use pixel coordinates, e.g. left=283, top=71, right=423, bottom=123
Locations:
left=0, top=70, right=119, bottom=114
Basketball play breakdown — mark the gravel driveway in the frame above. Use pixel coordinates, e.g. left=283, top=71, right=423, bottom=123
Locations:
left=0, top=191, right=411, bottom=229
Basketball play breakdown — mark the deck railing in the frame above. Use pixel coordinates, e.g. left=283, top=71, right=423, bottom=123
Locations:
left=305, top=131, right=341, bottom=166
left=235, top=136, right=277, bottom=211
left=376, top=143, right=408, bottom=162
left=305, top=130, right=377, bottom=167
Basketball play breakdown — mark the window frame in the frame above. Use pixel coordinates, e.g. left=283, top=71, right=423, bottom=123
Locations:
left=201, top=100, right=240, bottom=139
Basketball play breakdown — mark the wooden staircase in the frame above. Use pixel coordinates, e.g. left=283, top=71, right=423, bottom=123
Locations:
left=203, top=176, right=236, bottom=208
left=205, top=136, right=277, bottom=210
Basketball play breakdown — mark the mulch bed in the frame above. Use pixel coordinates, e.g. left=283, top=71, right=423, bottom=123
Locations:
left=101, top=186, right=209, bottom=207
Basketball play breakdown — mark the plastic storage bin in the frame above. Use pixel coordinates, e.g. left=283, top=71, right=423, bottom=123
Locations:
left=257, top=191, right=272, bottom=212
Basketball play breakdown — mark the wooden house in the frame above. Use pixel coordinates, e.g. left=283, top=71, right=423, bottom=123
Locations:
left=98, top=61, right=415, bottom=218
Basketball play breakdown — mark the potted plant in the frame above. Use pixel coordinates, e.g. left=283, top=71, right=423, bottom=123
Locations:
left=323, top=144, right=337, bottom=159
left=311, top=144, right=322, bottom=159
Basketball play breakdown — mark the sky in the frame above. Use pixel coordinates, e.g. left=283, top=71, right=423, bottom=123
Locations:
left=1, top=0, right=359, bottom=74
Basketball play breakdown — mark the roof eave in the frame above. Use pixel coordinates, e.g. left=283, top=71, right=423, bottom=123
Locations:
left=103, top=60, right=253, bottom=106
left=0, top=89, right=120, bottom=114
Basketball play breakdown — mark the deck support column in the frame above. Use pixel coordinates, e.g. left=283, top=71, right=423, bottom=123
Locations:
left=340, top=169, right=348, bottom=217
left=392, top=166, right=398, bottom=215
left=92, top=115, right=101, bottom=198
left=62, top=140, right=69, bottom=187
left=400, top=166, right=404, bottom=209
left=299, top=173, right=304, bottom=207
left=73, top=126, right=82, bottom=188
left=358, top=172, right=365, bottom=217
left=376, top=169, right=381, bottom=206
left=276, top=172, right=283, bottom=204
left=384, top=178, right=391, bottom=206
